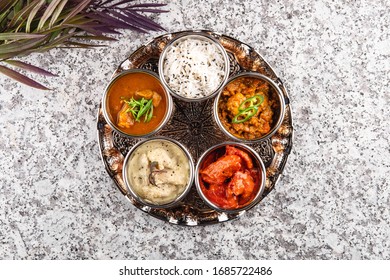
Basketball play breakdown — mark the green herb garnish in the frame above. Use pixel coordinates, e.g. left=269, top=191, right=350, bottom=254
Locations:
left=232, top=95, right=264, bottom=124
left=232, top=106, right=259, bottom=124
left=238, top=95, right=264, bottom=111
left=124, top=97, right=154, bottom=123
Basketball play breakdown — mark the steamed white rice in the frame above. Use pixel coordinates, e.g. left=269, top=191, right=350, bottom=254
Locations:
left=162, top=37, right=226, bottom=99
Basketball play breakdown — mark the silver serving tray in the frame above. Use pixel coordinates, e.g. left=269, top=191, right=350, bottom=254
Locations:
left=97, top=30, right=294, bottom=226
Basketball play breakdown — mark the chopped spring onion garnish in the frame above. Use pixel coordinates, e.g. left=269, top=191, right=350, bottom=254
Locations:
left=124, top=97, right=154, bottom=123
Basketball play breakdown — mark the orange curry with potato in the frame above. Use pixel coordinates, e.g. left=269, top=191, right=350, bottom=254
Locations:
left=199, top=145, right=261, bottom=209
left=107, top=72, right=167, bottom=135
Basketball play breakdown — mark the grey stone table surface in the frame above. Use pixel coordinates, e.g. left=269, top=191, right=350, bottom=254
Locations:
left=0, top=0, right=389, bottom=259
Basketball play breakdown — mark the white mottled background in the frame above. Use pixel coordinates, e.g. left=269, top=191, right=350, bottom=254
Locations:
left=0, top=0, right=389, bottom=259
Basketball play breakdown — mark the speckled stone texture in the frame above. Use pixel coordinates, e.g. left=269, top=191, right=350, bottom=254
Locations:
left=0, top=0, right=389, bottom=260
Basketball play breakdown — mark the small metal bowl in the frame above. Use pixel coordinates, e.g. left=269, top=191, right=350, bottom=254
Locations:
left=195, top=142, right=266, bottom=214
left=158, top=31, right=230, bottom=102
left=123, top=137, right=194, bottom=209
left=214, top=72, right=286, bottom=143
left=102, top=69, right=173, bottom=138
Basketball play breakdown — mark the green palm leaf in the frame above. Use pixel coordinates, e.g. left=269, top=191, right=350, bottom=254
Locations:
left=37, top=0, right=63, bottom=31
left=0, top=0, right=16, bottom=14
left=26, top=0, right=45, bottom=33
left=0, top=0, right=168, bottom=90
left=0, top=64, right=49, bottom=90
left=8, top=0, right=42, bottom=31
left=4, top=59, right=57, bottom=76
left=49, top=0, right=68, bottom=28
left=0, top=32, right=46, bottom=40
left=63, top=0, right=91, bottom=23
left=0, top=35, right=48, bottom=55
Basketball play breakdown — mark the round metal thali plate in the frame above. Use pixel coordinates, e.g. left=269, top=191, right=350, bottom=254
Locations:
left=97, top=30, right=293, bottom=226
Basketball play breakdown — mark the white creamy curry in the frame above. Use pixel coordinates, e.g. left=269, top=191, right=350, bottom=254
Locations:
left=126, top=139, right=191, bottom=205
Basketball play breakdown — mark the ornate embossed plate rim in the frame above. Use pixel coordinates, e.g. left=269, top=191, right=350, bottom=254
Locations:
left=97, top=30, right=294, bottom=226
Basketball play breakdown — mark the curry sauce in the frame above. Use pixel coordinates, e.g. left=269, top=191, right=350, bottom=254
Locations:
left=218, top=77, right=277, bottom=140
left=107, top=72, right=168, bottom=135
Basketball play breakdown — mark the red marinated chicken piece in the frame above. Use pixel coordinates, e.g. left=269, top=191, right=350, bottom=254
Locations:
left=206, top=184, right=230, bottom=207
left=200, top=155, right=242, bottom=184
left=226, top=170, right=255, bottom=204
left=225, top=145, right=253, bottom=169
